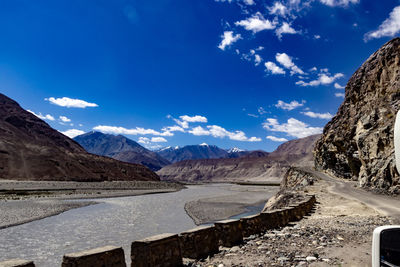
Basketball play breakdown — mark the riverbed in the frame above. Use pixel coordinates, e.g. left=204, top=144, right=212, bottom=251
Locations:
left=0, top=184, right=278, bottom=266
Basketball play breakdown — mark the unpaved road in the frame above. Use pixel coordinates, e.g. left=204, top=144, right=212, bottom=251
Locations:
left=305, top=168, right=400, bottom=219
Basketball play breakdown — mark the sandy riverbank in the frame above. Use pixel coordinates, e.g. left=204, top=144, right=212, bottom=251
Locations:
left=184, top=184, right=279, bottom=225
left=0, top=180, right=184, bottom=229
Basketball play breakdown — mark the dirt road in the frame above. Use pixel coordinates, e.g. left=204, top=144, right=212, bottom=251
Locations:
left=305, top=168, right=400, bottom=220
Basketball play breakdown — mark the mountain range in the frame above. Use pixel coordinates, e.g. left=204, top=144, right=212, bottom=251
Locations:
left=74, top=132, right=170, bottom=171
left=157, top=134, right=320, bottom=183
left=0, top=93, right=159, bottom=181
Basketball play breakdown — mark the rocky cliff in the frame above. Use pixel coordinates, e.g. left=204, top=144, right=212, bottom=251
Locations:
left=314, top=38, right=400, bottom=193
left=0, top=94, right=159, bottom=181
left=158, top=134, right=320, bottom=182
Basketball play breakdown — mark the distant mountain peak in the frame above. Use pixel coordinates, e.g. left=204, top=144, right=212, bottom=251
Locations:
left=199, top=143, right=208, bottom=146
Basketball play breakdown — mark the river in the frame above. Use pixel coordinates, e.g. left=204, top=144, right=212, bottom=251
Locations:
left=0, top=184, right=278, bottom=266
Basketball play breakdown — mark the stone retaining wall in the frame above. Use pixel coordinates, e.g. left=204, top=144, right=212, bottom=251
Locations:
left=0, top=195, right=316, bottom=267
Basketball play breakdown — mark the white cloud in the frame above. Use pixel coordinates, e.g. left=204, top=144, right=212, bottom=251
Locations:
left=335, top=92, right=345, bottom=98
left=296, top=73, right=344, bottom=87
left=247, top=113, right=259, bottom=118
left=27, top=110, right=55, bottom=121
left=167, top=115, right=207, bottom=129
left=188, top=125, right=261, bottom=142
left=235, top=12, right=277, bottom=33
left=258, top=107, right=267, bottom=115
left=268, top=2, right=288, bottom=17
left=218, top=31, right=241, bottom=50
left=254, top=54, right=263, bottom=66
left=266, top=136, right=288, bottom=142
left=301, top=111, right=333, bottom=119
left=242, top=50, right=263, bottom=66
left=265, top=61, right=286, bottom=75
left=60, top=129, right=85, bottom=138
left=275, top=22, right=298, bottom=39
left=314, top=35, right=321, bottom=39
left=162, top=126, right=185, bottom=132
left=263, top=118, right=323, bottom=138
left=309, top=67, right=318, bottom=72
left=45, top=97, right=98, bottom=108
left=179, top=115, right=208, bottom=123
left=151, top=137, right=168, bottom=143
left=319, top=0, right=359, bottom=7
left=334, top=82, right=345, bottom=89
left=189, top=126, right=211, bottom=136
left=93, top=125, right=173, bottom=136
left=59, top=116, right=71, bottom=122
left=275, top=100, right=305, bottom=110
left=243, top=0, right=255, bottom=5
left=364, top=6, right=400, bottom=41
left=275, top=53, right=304, bottom=75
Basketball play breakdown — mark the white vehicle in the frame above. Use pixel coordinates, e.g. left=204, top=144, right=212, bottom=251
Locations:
left=372, top=111, right=400, bottom=267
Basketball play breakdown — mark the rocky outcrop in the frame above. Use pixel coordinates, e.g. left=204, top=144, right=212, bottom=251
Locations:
left=314, top=38, right=400, bottom=193
left=74, top=132, right=170, bottom=171
left=157, top=135, right=320, bottom=182
left=263, top=167, right=317, bottom=211
left=0, top=94, right=159, bottom=181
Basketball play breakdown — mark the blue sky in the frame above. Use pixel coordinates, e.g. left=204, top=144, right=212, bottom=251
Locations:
left=1, top=0, right=399, bottom=151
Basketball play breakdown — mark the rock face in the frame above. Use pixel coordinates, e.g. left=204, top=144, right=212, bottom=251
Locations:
left=157, top=144, right=229, bottom=163
left=74, top=132, right=170, bottom=171
left=157, top=135, right=320, bottom=182
left=314, top=38, right=400, bottom=193
left=0, top=94, right=159, bottom=181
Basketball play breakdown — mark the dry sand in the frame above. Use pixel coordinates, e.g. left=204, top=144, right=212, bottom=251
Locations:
left=184, top=185, right=279, bottom=225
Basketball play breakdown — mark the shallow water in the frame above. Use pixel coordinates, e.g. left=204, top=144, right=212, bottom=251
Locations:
left=0, top=184, right=276, bottom=266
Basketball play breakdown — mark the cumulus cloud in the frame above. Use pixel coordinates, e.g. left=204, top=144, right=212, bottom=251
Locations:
left=189, top=126, right=211, bottom=136
left=301, top=111, right=333, bottom=119
left=296, top=73, right=344, bottom=87
left=189, top=125, right=261, bottom=142
left=235, top=12, right=277, bottom=33
left=45, top=97, right=98, bottom=108
left=364, top=6, right=400, bottom=41
left=275, top=100, right=305, bottom=110
left=59, top=116, right=71, bottom=122
left=179, top=115, right=208, bottom=123
left=334, top=82, right=345, bottom=89
left=242, top=49, right=263, bottom=66
left=263, top=118, right=323, bottom=138
left=162, top=126, right=185, bottom=133
left=93, top=125, right=173, bottom=136
left=314, top=35, right=321, bottom=39
left=335, top=92, right=345, bottom=98
left=60, top=129, right=85, bottom=138
left=268, top=2, right=288, bottom=17
left=218, top=31, right=241, bottom=50
left=265, top=61, right=286, bottom=75
left=275, top=22, right=298, bottom=39
left=168, top=114, right=207, bottom=129
left=319, top=0, right=359, bottom=7
left=275, top=53, right=304, bottom=75
left=266, top=136, right=288, bottom=142
left=27, top=110, right=55, bottom=121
